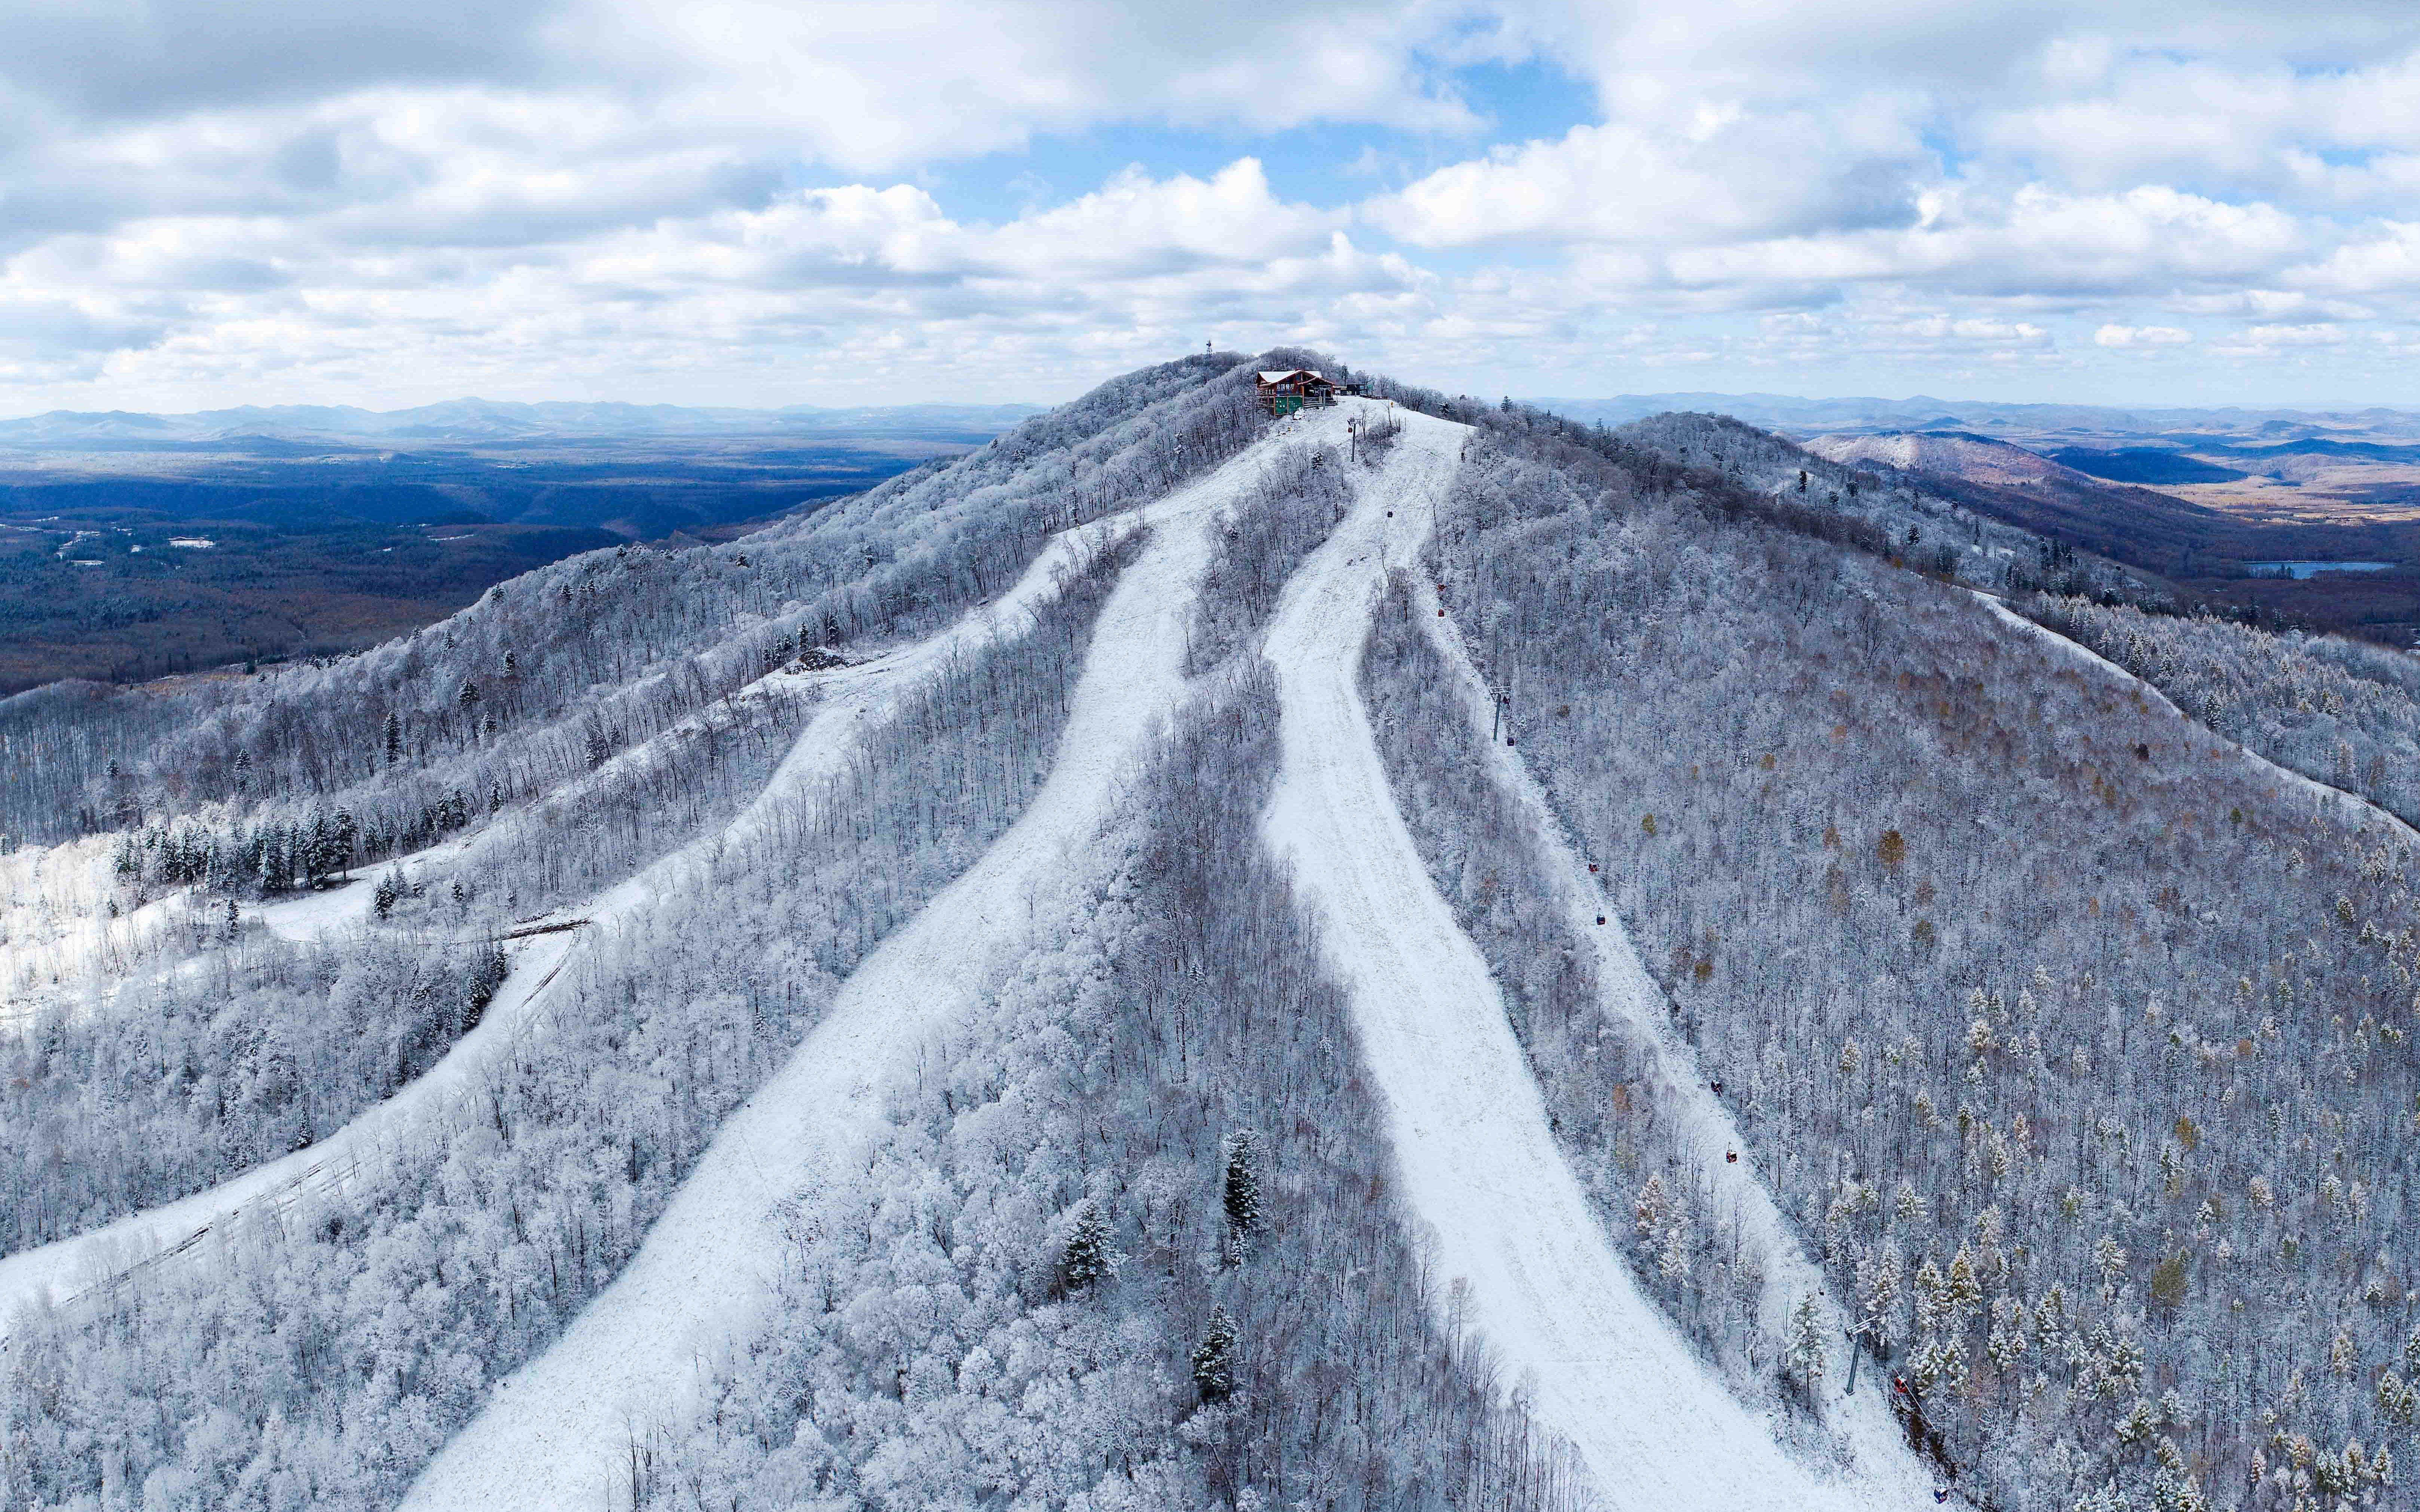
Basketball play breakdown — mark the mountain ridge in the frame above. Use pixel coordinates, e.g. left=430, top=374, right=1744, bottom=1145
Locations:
left=4, top=354, right=2417, bottom=1512
left=0, top=398, right=1047, bottom=448
left=1534, top=391, right=2420, bottom=439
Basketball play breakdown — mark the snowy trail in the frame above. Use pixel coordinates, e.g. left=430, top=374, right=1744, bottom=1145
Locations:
left=1260, top=404, right=1916, bottom=1510
left=1417, top=570, right=1937, bottom=1501
left=401, top=406, right=1359, bottom=1512
left=0, top=921, right=583, bottom=1334
left=0, top=512, right=1122, bottom=1338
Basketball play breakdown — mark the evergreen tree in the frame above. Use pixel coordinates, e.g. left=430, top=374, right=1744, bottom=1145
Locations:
left=1058, top=1200, right=1110, bottom=1294
left=1858, top=1247, right=1904, bottom=1352
left=382, top=710, right=403, bottom=767
left=1222, top=1128, right=1264, bottom=1259
left=1192, top=1306, right=1237, bottom=1404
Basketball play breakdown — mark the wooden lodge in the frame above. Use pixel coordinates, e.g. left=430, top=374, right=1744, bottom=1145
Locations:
left=1257, top=369, right=1340, bottom=416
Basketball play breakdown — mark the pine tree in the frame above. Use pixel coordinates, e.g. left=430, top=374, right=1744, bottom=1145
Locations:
left=1192, top=1306, right=1237, bottom=1404
left=1222, top=1129, right=1263, bottom=1260
left=1859, top=1247, right=1904, bottom=1352
left=1058, top=1200, right=1110, bottom=1294
left=1945, top=1246, right=1982, bottom=1331
left=2329, top=1327, right=2356, bottom=1378
left=382, top=710, right=403, bottom=767
left=1913, top=1257, right=1947, bottom=1337
left=1635, top=1173, right=1671, bottom=1240
left=1655, top=1201, right=1692, bottom=1284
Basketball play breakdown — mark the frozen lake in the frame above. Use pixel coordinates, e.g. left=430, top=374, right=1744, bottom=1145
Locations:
left=2246, top=560, right=2397, bottom=579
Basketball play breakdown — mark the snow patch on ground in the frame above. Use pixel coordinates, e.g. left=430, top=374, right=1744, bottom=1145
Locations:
left=0, top=836, right=192, bottom=1022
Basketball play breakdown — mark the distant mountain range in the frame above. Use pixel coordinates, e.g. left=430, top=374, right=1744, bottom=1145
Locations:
left=1530, top=392, right=2420, bottom=441
left=0, top=398, right=1046, bottom=450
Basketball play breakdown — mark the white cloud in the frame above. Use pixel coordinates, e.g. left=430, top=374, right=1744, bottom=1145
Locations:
left=2240, top=322, right=2347, bottom=346
left=2, top=1, right=2420, bottom=406
left=1365, top=107, right=1927, bottom=251
left=2094, top=324, right=2193, bottom=347
left=2207, top=321, right=2351, bottom=358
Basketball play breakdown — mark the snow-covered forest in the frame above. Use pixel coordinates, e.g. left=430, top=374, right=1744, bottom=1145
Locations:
left=1379, top=402, right=2420, bottom=1510
left=2025, top=594, right=2420, bottom=829
left=629, top=664, right=1585, bottom=1512
left=5, top=351, right=2419, bottom=1512
left=0, top=351, right=1269, bottom=852
left=0, top=487, right=1143, bottom=1506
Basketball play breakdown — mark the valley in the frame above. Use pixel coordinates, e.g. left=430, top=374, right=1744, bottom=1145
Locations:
left=0, top=403, right=1034, bottom=693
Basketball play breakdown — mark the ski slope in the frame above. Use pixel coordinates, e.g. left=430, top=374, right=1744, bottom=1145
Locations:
left=1260, top=403, right=1923, bottom=1509
left=0, top=921, right=583, bottom=1334
left=0, top=510, right=1126, bottom=1338
left=1418, top=567, right=1938, bottom=1501
left=401, top=404, right=1365, bottom=1511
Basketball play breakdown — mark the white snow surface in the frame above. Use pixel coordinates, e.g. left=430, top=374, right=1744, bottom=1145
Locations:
left=1260, top=404, right=1931, bottom=1509
left=0, top=836, right=192, bottom=1023
left=399, top=404, right=1360, bottom=1511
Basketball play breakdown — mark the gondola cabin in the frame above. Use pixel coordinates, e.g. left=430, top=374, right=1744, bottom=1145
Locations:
left=1258, top=369, right=1339, bottom=416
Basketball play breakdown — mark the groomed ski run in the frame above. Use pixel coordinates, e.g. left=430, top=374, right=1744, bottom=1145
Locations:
left=0, top=502, right=1119, bottom=1342
left=398, top=404, right=1367, bottom=1510
left=1259, top=401, right=1932, bottom=1509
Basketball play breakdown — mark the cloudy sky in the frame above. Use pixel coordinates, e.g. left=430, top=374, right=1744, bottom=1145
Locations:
left=6, top=1, right=2420, bottom=412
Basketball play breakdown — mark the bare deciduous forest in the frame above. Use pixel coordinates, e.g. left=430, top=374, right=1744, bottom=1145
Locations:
left=6, top=353, right=2420, bottom=1512
left=1373, top=401, right=2420, bottom=1511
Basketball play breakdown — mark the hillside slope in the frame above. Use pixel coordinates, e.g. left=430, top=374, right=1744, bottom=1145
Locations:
left=10, top=360, right=2420, bottom=1512
left=401, top=398, right=1324, bottom=1510
left=1261, top=408, right=1924, bottom=1505
left=1803, top=429, right=2232, bottom=573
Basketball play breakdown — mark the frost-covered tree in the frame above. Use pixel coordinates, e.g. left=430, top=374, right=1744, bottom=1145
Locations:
left=1222, top=1126, right=1264, bottom=1258
left=1058, top=1199, right=1112, bottom=1294
left=1192, top=1305, right=1238, bottom=1405
left=1785, top=1293, right=1827, bottom=1403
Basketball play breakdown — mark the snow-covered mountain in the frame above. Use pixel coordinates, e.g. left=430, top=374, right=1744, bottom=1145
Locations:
left=1, top=353, right=2413, bottom=1512
left=1805, top=429, right=2103, bottom=488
